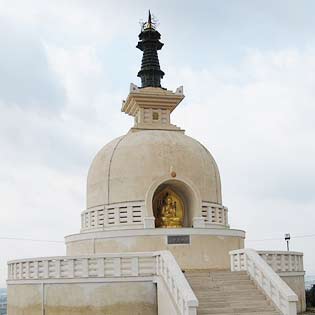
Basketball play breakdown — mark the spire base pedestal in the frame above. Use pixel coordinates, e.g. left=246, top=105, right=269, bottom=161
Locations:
left=122, top=84, right=185, bottom=131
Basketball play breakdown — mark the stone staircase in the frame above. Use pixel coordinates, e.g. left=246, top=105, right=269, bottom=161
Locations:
left=185, top=270, right=281, bottom=315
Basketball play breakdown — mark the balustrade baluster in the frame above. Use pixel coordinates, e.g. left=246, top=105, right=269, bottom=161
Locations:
left=34, top=261, right=38, bottom=279
left=214, top=207, right=219, bottom=223
left=131, top=257, right=139, bottom=276
left=82, top=258, right=89, bottom=278
left=104, top=207, right=108, bottom=228
left=55, top=260, right=61, bottom=278
left=236, top=253, right=241, bottom=270
left=300, top=255, right=304, bottom=271
left=114, top=207, right=120, bottom=225
left=25, top=261, right=30, bottom=279
left=19, top=262, right=22, bottom=279
left=113, top=257, right=121, bottom=277
left=127, top=206, right=132, bottom=225
left=43, top=260, right=49, bottom=278
left=280, top=254, right=285, bottom=272
left=95, top=258, right=104, bottom=277
left=95, top=210, right=99, bottom=228
left=68, top=259, right=74, bottom=278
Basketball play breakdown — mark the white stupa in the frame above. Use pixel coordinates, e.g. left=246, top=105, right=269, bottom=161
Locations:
left=65, top=83, right=245, bottom=271
left=7, top=12, right=305, bottom=315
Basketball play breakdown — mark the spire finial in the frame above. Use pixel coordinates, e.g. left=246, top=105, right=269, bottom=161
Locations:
left=145, top=10, right=153, bottom=29
left=136, top=12, right=165, bottom=88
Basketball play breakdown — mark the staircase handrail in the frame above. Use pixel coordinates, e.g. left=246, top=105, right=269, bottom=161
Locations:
left=230, top=248, right=298, bottom=315
left=156, top=250, right=198, bottom=315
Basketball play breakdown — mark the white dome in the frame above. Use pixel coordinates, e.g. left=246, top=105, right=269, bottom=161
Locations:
left=87, top=129, right=222, bottom=209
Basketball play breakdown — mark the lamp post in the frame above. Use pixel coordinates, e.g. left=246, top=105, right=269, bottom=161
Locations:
left=284, top=233, right=291, bottom=251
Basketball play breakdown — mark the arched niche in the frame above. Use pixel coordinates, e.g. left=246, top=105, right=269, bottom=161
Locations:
left=145, top=176, right=202, bottom=228
left=153, top=186, right=186, bottom=228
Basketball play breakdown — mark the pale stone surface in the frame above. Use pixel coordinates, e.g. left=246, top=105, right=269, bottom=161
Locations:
left=7, top=284, right=42, bottom=315
left=66, top=230, right=245, bottom=270
left=85, top=85, right=227, bottom=233
left=157, top=278, right=178, bottom=315
left=87, top=129, right=222, bottom=211
left=186, top=270, right=280, bottom=315
left=230, top=249, right=299, bottom=315
left=7, top=251, right=198, bottom=315
left=281, top=275, right=306, bottom=313
left=121, top=86, right=184, bottom=131
left=257, top=250, right=306, bottom=313
left=8, top=282, right=157, bottom=315
left=7, top=82, right=305, bottom=315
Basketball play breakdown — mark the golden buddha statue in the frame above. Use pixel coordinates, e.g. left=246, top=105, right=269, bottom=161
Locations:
left=161, top=196, right=182, bottom=227
left=153, top=189, right=184, bottom=228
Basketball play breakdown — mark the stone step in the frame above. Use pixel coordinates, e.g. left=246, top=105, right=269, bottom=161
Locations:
left=193, top=287, right=260, bottom=294
left=191, top=283, right=256, bottom=290
left=195, top=292, right=266, bottom=300
left=188, top=278, right=252, bottom=284
left=185, top=270, right=279, bottom=315
left=195, top=292, right=269, bottom=300
left=185, top=270, right=244, bottom=276
left=188, top=276, right=251, bottom=282
left=198, top=305, right=277, bottom=314
left=198, top=300, right=270, bottom=307
left=198, top=312, right=280, bottom=315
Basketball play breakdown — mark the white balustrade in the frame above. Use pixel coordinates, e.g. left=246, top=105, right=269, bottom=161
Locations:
left=258, top=251, right=304, bottom=273
left=8, top=250, right=198, bottom=315
left=156, top=251, right=198, bottom=315
left=7, top=253, right=155, bottom=280
left=82, top=201, right=229, bottom=231
left=230, top=249, right=298, bottom=315
left=81, top=201, right=144, bottom=231
left=201, top=202, right=228, bottom=227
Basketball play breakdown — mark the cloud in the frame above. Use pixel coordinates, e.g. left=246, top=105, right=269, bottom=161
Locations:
left=0, top=18, right=66, bottom=110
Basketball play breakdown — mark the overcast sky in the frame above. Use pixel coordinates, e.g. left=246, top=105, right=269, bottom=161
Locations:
left=1, top=0, right=315, bottom=287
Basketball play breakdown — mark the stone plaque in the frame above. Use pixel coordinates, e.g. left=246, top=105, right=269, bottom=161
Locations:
left=167, top=235, right=190, bottom=245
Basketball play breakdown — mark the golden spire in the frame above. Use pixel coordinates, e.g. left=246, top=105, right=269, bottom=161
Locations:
left=145, top=10, right=153, bottom=29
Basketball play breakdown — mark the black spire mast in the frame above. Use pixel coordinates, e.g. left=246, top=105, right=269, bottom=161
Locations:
left=137, top=11, right=165, bottom=88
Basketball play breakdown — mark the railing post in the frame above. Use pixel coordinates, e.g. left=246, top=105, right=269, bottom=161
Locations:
left=82, top=258, right=89, bottom=278
left=271, top=253, right=277, bottom=271
left=104, top=206, right=108, bottom=228
left=230, top=253, right=235, bottom=271
left=113, top=257, right=121, bottom=277
left=230, top=249, right=298, bottom=315
left=43, top=260, right=49, bottom=278
left=131, top=257, right=139, bottom=276
left=97, top=257, right=105, bottom=277
left=34, top=261, right=39, bottom=279
left=288, top=301, right=297, bottom=315
left=68, top=259, right=74, bottom=278
left=55, top=259, right=61, bottom=278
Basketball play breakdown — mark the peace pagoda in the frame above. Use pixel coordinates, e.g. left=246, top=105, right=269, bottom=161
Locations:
left=7, top=12, right=306, bottom=315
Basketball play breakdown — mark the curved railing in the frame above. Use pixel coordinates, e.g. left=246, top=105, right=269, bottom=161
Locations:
left=82, top=201, right=229, bottom=231
left=7, top=253, right=155, bottom=280
left=81, top=201, right=145, bottom=231
left=230, top=249, right=298, bottom=315
left=258, top=251, right=304, bottom=274
left=8, top=251, right=198, bottom=315
left=201, top=202, right=229, bottom=227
